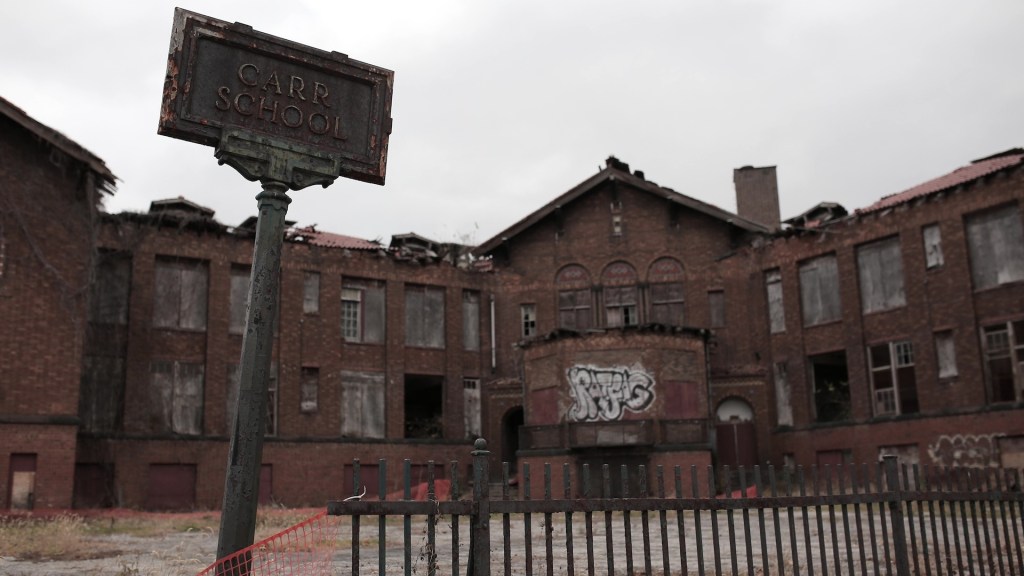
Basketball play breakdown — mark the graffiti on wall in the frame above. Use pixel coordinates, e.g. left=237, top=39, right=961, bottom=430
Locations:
left=927, top=433, right=1004, bottom=468
left=567, top=364, right=655, bottom=422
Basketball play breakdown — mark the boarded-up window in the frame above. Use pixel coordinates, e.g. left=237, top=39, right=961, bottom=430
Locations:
left=151, top=361, right=204, bottom=435
left=649, top=282, right=684, bottom=326
left=966, top=203, right=1024, bottom=290
left=982, top=320, right=1024, bottom=403
left=602, top=262, right=638, bottom=327
left=935, top=331, right=957, bottom=378
left=857, top=237, right=906, bottom=313
left=557, top=265, right=592, bottom=330
left=708, top=290, right=725, bottom=328
left=341, top=278, right=385, bottom=343
left=300, top=367, right=319, bottom=413
left=520, top=304, right=536, bottom=338
left=303, top=272, right=320, bottom=314
left=405, top=284, right=445, bottom=348
left=765, top=269, right=785, bottom=333
left=463, top=291, right=480, bottom=350
left=80, top=356, right=125, bottom=433
left=226, top=363, right=278, bottom=436
left=868, top=341, right=919, bottom=416
left=799, top=254, right=841, bottom=326
left=146, top=464, right=196, bottom=511
left=878, top=444, right=920, bottom=486
left=341, top=370, right=385, bottom=438
left=229, top=266, right=249, bottom=334
left=922, top=224, right=944, bottom=269
left=9, top=454, right=37, bottom=510
left=89, top=252, right=131, bottom=324
left=558, top=288, right=592, bottom=330
left=648, top=257, right=685, bottom=326
left=153, top=258, right=208, bottom=330
left=773, top=362, right=793, bottom=427
left=463, top=378, right=481, bottom=438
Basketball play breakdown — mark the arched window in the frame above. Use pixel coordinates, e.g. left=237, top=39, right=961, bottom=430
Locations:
left=556, top=265, right=592, bottom=330
left=601, top=262, right=638, bottom=327
left=647, top=257, right=685, bottom=326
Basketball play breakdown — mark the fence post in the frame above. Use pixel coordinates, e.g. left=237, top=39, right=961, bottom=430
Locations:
left=883, top=455, right=911, bottom=576
left=470, top=438, right=491, bottom=576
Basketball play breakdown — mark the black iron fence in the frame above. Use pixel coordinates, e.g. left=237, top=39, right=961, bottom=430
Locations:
left=328, top=439, right=1024, bottom=575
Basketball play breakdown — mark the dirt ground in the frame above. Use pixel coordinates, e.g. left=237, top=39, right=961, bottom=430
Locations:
left=0, top=507, right=321, bottom=576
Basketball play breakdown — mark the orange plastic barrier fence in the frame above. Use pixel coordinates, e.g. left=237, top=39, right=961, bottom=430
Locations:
left=197, top=511, right=340, bottom=576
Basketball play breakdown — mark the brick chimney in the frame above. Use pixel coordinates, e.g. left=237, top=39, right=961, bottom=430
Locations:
left=733, top=165, right=781, bottom=232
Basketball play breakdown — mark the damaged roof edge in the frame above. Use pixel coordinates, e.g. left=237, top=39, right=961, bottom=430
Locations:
left=0, top=95, right=117, bottom=194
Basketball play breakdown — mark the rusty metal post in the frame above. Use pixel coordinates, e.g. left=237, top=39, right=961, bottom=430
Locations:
left=470, top=438, right=491, bottom=576
left=216, top=181, right=291, bottom=563
left=883, top=455, right=912, bottom=576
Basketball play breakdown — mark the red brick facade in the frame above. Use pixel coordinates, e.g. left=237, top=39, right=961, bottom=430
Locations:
left=3, top=99, right=1023, bottom=510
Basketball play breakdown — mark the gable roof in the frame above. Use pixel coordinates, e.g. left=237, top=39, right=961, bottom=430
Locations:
left=475, top=158, right=768, bottom=256
left=857, top=148, right=1024, bottom=215
left=0, top=95, right=117, bottom=195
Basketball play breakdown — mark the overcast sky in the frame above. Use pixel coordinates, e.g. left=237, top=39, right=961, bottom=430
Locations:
left=3, top=1, right=1022, bottom=244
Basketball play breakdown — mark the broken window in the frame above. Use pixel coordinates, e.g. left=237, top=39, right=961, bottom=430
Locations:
left=303, top=272, right=320, bottom=314
left=765, top=269, right=785, bottom=334
left=809, top=350, right=850, bottom=423
left=935, top=331, right=958, bottom=379
left=611, top=214, right=623, bottom=236
left=89, top=251, right=131, bottom=324
left=341, top=278, right=385, bottom=344
left=463, top=378, right=481, bottom=438
left=341, top=370, right=385, bottom=438
left=300, top=367, right=319, bottom=413
left=404, top=374, right=444, bottom=439
left=153, top=258, right=208, bottom=330
left=520, top=304, right=537, bottom=338
left=405, top=284, right=445, bottom=348
left=857, top=236, right=906, bottom=314
left=922, top=224, right=944, bottom=269
left=868, top=341, right=919, bottom=416
left=226, top=363, right=278, bottom=436
left=80, top=355, right=125, bottom=433
left=557, top=265, right=592, bottom=330
left=463, top=291, right=480, bottom=350
left=647, top=257, right=685, bottom=326
left=799, top=254, right=841, bottom=326
left=708, top=290, right=725, bottom=328
left=602, top=262, right=638, bottom=327
left=982, top=320, right=1024, bottom=403
left=773, top=361, right=793, bottom=427
left=229, top=265, right=249, bottom=334
left=965, top=203, right=1024, bottom=290
left=151, top=361, right=204, bottom=435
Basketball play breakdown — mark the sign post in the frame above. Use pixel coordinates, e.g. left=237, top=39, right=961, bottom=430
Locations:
left=158, top=8, right=392, bottom=563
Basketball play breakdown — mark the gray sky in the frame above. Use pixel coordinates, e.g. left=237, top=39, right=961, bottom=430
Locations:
left=3, top=1, right=1022, bottom=245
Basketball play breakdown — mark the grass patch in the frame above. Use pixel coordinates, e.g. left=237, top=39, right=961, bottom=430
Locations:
left=0, top=513, right=122, bottom=561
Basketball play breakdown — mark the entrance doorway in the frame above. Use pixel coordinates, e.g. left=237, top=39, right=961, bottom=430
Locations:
left=501, top=407, right=523, bottom=476
left=715, top=398, right=757, bottom=471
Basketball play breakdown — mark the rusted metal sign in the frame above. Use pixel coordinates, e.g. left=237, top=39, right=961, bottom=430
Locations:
left=159, top=8, right=393, bottom=187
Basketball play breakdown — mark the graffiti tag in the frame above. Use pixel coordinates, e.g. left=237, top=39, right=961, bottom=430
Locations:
left=927, top=433, right=1004, bottom=468
left=567, top=364, right=655, bottom=422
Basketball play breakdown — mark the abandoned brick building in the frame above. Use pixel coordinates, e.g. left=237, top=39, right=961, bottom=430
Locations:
left=3, top=96, right=1023, bottom=509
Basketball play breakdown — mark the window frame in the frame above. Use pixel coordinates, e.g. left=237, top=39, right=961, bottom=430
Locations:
left=765, top=269, right=785, bottom=334
left=867, top=340, right=918, bottom=417
left=521, top=303, right=537, bottom=338
left=799, top=254, right=841, bottom=327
